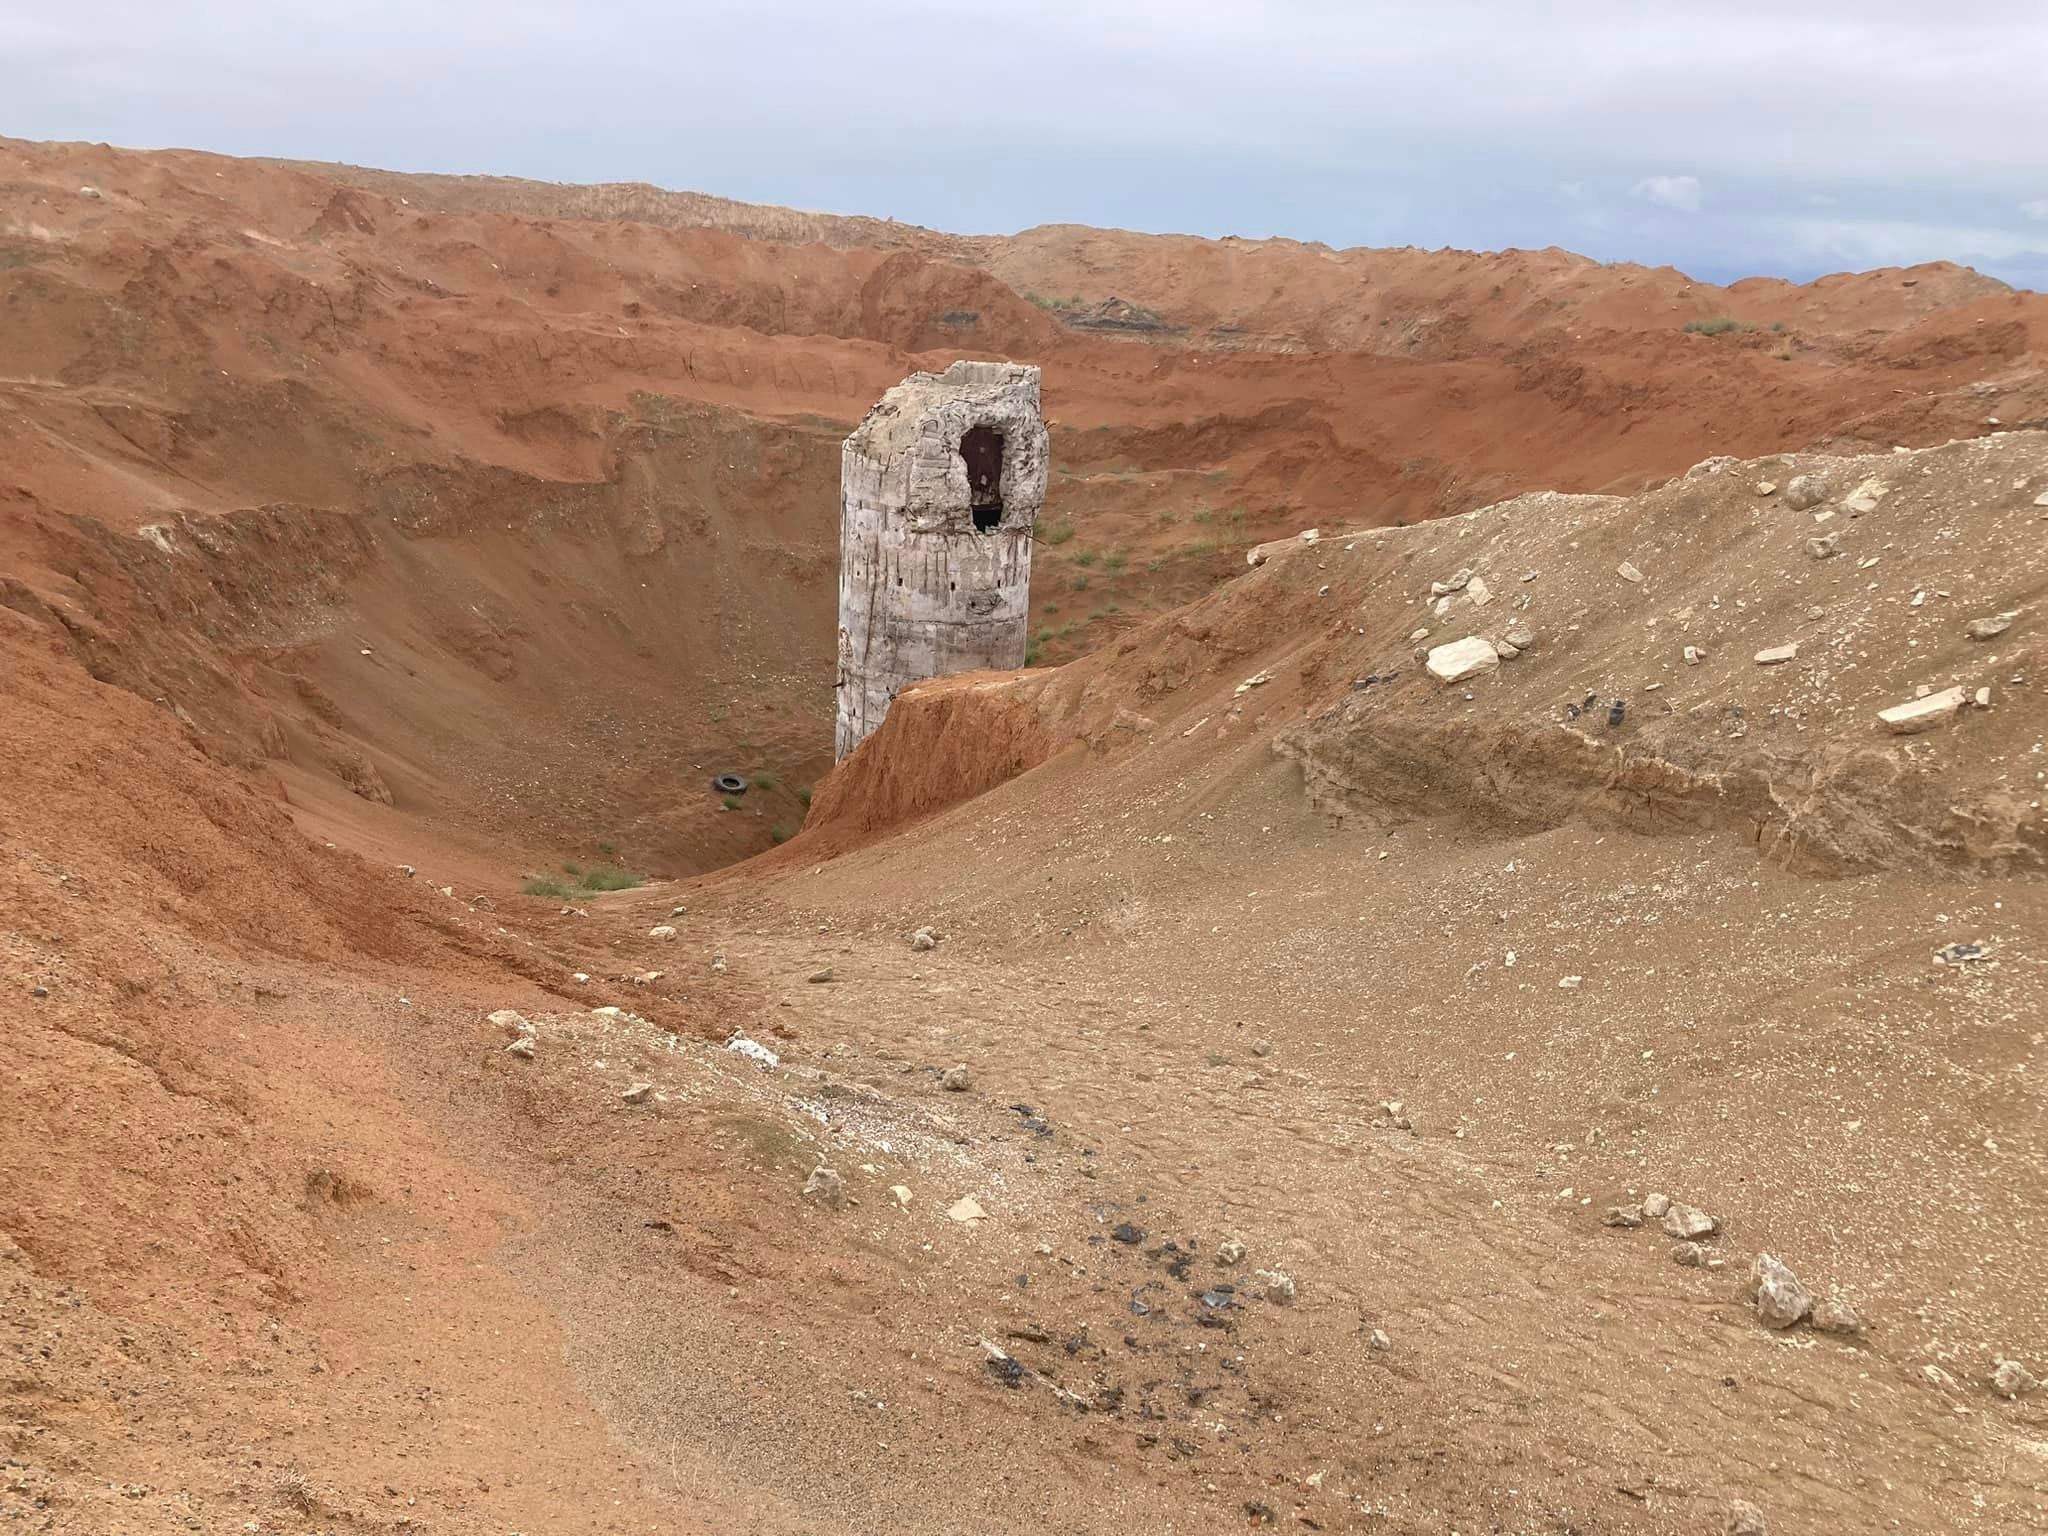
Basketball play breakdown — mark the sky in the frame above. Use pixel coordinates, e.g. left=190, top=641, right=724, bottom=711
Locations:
left=7, top=0, right=2047, bottom=290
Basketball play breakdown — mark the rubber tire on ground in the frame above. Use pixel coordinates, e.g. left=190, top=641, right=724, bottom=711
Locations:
left=711, top=773, right=748, bottom=795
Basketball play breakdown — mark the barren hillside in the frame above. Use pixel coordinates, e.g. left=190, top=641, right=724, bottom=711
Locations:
left=3, top=136, right=2046, bottom=1535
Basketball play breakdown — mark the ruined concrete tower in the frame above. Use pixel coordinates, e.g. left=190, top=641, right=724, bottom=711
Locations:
left=835, top=360, right=1049, bottom=759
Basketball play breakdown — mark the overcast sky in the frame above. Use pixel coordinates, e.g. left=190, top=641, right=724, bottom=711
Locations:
left=8, top=0, right=2046, bottom=289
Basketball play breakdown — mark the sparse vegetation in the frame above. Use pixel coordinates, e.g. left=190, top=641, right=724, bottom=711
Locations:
left=1072, top=575, right=1090, bottom=592
left=769, top=824, right=793, bottom=844
left=1102, top=550, right=1128, bottom=574
left=1683, top=317, right=1749, bottom=336
left=1771, top=321, right=1787, bottom=333
left=522, top=877, right=572, bottom=900
left=721, top=793, right=743, bottom=811
left=577, top=865, right=642, bottom=892
left=1072, top=549, right=1099, bottom=568
left=796, top=785, right=812, bottom=806
left=1038, top=520, right=1076, bottom=545
left=751, top=771, right=777, bottom=790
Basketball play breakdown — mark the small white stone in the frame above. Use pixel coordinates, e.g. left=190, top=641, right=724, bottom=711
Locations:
left=648, top=924, right=677, bottom=940
left=802, top=1166, right=846, bottom=1209
left=945, top=1195, right=987, bottom=1223
left=620, top=1082, right=654, bottom=1104
left=487, top=1009, right=529, bottom=1035
left=1425, top=636, right=1501, bottom=683
left=1617, top=561, right=1644, bottom=583
left=1877, top=686, right=1967, bottom=735
left=1754, top=644, right=1798, bottom=665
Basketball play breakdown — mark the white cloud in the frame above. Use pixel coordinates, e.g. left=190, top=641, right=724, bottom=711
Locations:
left=1631, top=175, right=1704, bottom=213
left=2022, top=199, right=2048, bottom=222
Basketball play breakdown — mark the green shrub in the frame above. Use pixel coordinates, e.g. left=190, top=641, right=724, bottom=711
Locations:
left=1102, top=550, right=1128, bottom=574
left=1072, top=575, right=1090, bottom=592
left=1038, top=520, right=1075, bottom=545
left=579, top=865, right=642, bottom=892
left=769, top=824, right=793, bottom=844
left=1771, top=321, right=1787, bottom=333
left=522, top=877, right=572, bottom=900
left=751, top=771, right=777, bottom=790
left=1073, top=549, right=1099, bottom=568
left=1683, top=317, right=1747, bottom=336
left=721, top=793, right=742, bottom=811
left=796, top=784, right=812, bottom=806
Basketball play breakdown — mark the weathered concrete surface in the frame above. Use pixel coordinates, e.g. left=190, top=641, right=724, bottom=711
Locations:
left=836, top=360, right=1050, bottom=759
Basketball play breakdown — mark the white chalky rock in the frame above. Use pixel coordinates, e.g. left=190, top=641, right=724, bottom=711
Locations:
left=1877, top=686, right=1966, bottom=735
left=648, top=924, right=677, bottom=940
left=620, top=1082, right=654, bottom=1104
left=487, top=1009, right=529, bottom=1035
left=1750, top=1253, right=1814, bottom=1330
left=1256, top=1268, right=1298, bottom=1303
left=1991, top=1358, right=2037, bottom=1400
left=1425, top=636, right=1501, bottom=683
left=726, top=1036, right=780, bottom=1069
left=1754, top=644, right=1798, bottom=665
left=911, top=927, right=939, bottom=951
left=945, top=1195, right=987, bottom=1224
left=505, top=1036, right=536, bottom=1059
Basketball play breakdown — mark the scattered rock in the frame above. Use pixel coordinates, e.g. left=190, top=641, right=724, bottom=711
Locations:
left=1991, top=1358, right=2037, bottom=1400
left=1255, top=1269, right=1298, bottom=1303
left=1425, top=635, right=1501, bottom=684
left=670, top=903, right=688, bottom=916
left=889, top=1185, right=913, bottom=1210
left=648, top=924, right=677, bottom=940
left=1662, top=1203, right=1717, bottom=1239
left=807, top=967, right=835, bottom=983
left=1430, top=568, right=1474, bottom=597
left=1806, top=533, right=1840, bottom=559
left=939, top=1063, right=973, bottom=1092
left=1408, top=626, right=1431, bottom=642
left=1617, top=561, right=1644, bottom=584
left=1812, top=1298, right=1864, bottom=1337
left=1671, top=1241, right=1723, bottom=1269
left=1217, top=1238, right=1247, bottom=1266
left=802, top=1166, right=846, bottom=1209
left=1369, top=1327, right=1392, bottom=1351
left=1251, top=1038, right=1272, bottom=1057
left=1641, top=1192, right=1671, bottom=1219
left=1754, top=644, right=1798, bottom=665
left=78, top=185, right=103, bottom=200
left=1602, top=1206, right=1643, bottom=1229
left=1783, top=474, right=1829, bottom=511
left=1935, top=941, right=1989, bottom=966
left=1557, top=975, right=1583, bottom=990
left=28, top=985, right=48, bottom=998
left=620, top=1082, right=654, bottom=1104
left=945, top=1195, right=987, bottom=1224
left=505, top=1036, right=537, bottom=1059
left=487, top=1008, right=529, bottom=1035
left=1749, top=1253, right=1814, bottom=1330
left=1877, top=686, right=1966, bottom=735
left=1111, top=1221, right=1146, bottom=1245
left=1502, top=618, right=1536, bottom=651
left=1683, top=645, right=1703, bottom=665
left=1466, top=575, right=1493, bottom=608
left=1375, top=1099, right=1413, bottom=1131
left=726, top=1036, right=780, bottom=1069
left=1965, top=612, right=2016, bottom=641
left=397, top=864, right=416, bottom=877
left=1725, top=1498, right=1769, bottom=1536
left=911, top=927, right=939, bottom=951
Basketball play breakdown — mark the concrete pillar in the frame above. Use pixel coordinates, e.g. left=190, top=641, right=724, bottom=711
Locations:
left=835, top=360, right=1049, bottom=759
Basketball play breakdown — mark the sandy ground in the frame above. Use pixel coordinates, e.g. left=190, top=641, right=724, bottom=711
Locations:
left=3, top=138, right=2047, bottom=1534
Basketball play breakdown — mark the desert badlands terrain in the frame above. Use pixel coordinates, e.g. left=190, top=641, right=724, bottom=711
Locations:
left=2, top=136, right=2046, bottom=1534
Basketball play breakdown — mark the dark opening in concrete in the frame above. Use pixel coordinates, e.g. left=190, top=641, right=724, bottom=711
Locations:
left=962, top=425, right=1005, bottom=531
